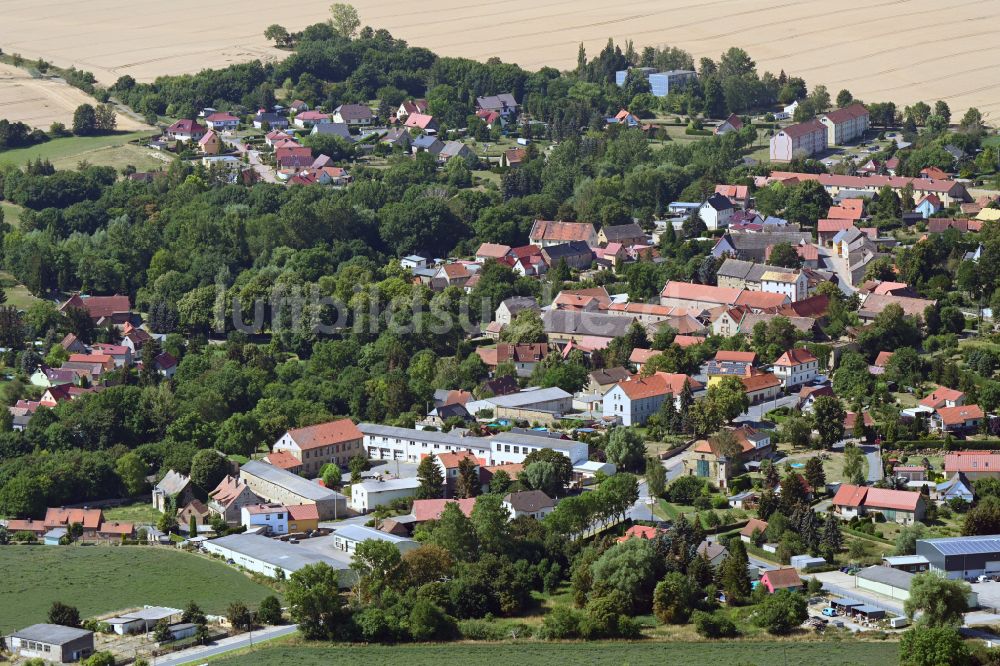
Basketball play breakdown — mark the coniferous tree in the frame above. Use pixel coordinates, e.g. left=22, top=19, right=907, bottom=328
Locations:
left=416, top=455, right=444, bottom=499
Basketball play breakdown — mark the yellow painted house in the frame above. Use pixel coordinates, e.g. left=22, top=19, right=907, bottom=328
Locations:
left=287, top=504, right=320, bottom=533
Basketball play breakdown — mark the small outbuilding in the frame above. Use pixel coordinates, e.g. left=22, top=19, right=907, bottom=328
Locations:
left=7, top=624, right=94, bottom=663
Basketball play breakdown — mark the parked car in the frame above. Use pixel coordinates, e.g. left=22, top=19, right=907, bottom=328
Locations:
left=822, top=607, right=838, bottom=617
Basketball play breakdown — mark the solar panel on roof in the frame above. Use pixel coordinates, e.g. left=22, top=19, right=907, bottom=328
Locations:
left=923, top=536, right=1000, bottom=556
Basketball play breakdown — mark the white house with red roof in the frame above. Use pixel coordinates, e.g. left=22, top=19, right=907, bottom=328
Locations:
left=932, top=405, right=985, bottom=434
left=945, top=451, right=1000, bottom=481
left=832, top=484, right=925, bottom=524
left=715, top=113, right=743, bottom=135
left=204, top=112, right=240, bottom=131
left=818, top=103, right=870, bottom=145
left=293, top=110, right=332, bottom=128
left=919, top=386, right=965, bottom=410
left=770, top=119, right=827, bottom=161
left=915, top=193, right=943, bottom=219
left=602, top=372, right=702, bottom=426
left=272, top=418, right=364, bottom=475
left=772, top=348, right=818, bottom=388
left=60, top=294, right=132, bottom=325
left=397, top=99, right=428, bottom=119
left=166, top=119, right=207, bottom=142
left=403, top=113, right=438, bottom=133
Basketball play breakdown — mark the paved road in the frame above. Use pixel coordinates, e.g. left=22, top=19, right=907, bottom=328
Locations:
left=816, top=245, right=856, bottom=296
left=863, top=444, right=883, bottom=482
left=155, top=624, right=298, bottom=666
left=736, top=394, right=799, bottom=427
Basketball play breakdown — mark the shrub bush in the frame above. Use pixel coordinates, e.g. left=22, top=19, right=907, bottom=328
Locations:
left=693, top=610, right=739, bottom=638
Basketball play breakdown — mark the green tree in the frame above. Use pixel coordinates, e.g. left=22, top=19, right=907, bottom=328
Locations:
left=767, top=242, right=803, bottom=269
left=836, top=89, right=854, bottom=108
left=181, top=601, right=206, bottom=625
left=653, top=572, right=698, bottom=624
left=604, top=427, right=646, bottom=473
left=48, top=601, right=81, bottom=627
left=226, top=601, right=253, bottom=632
left=752, top=589, right=807, bottom=634
left=963, top=496, right=1000, bottom=536
left=416, top=455, right=444, bottom=499
left=189, top=449, right=227, bottom=496
left=422, top=501, right=478, bottom=561
left=904, top=571, right=970, bottom=627
left=521, top=448, right=573, bottom=494
left=718, top=539, right=751, bottom=603
left=500, top=309, right=545, bottom=344
left=804, top=456, right=826, bottom=492
left=780, top=416, right=813, bottom=448
left=894, top=523, right=927, bottom=556
left=264, top=24, right=290, bottom=46
left=469, top=493, right=509, bottom=554
left=589, top=538, right=660, bottom=613
left=349, top=454, right=369, bottom=484
left=115, top=452, right=148, bottom=496
left=351, top=539, right=402, bottom=602
left=408, top=599, right=455, bottom=641
left=454, top=455, right=479, bottom=499
left=842, top=444, right=866, bottom=485
left=321, top=463, right=342, bottom=488
left=812, top=396, right=845, bottom=448
left=645, top=457, right=667, bottom=499
left=285, top=563, right=349, bottom=640
left=153, top=619, right=173, bottom=642
left=330, top=3, right=361, bottom=38
left=72, top=104, right=97, bottom=136
left=899, top=626, right=969, bottom=666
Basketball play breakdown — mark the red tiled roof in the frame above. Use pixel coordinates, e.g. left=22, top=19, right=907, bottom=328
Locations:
left=97, top=521, right=134, bottom=536
left=874, top=351, right=894, bottom=367
left=616, top=524, right=665, bottom=542
left=476, top=243, right=512, bottom=259
left=715, top=350, right=757, bottom=364
left=818, top=219, right=855, bottom=233
left=936, top=404, right=984, bottom=426
left=437, top=451, right=481, bottom=469
left=741, top=372, right=781, bottom=393
left=821, top=103, right=869, bottom=124
left=843, top=411, right=875, bottom=429
left=864, top=487, right=922, bottom=512
left=827, top=200, right=865, bottom=220
left=919, top=386, right=965, bottom=409
left=167, top=119, right=206, bottom=134
left=209, top=475, right=251, bottom=508
left=5, top=518, right=47, bottom=533
left=661, top=281, right=741, bottom=305
left=286, top=504, right=320, bottom=521
left=779, top=118, right=826, bottom=139
left=264, top=451, right=303, bottom=470
left=629, top=348, right=659, bottom=364
left=60, top=294, right=131, bottom=319
left=616, top=372, right=701, bottom=400
left=715, top=184, right=749, bottom=200
left=740, top=518, right=768, bottom=537
left=946, top=451, right=1000, bottom=474
left=411, top=498, right=476, bottom=522
left=762, top=567, right=803, bottom=590
left=673, top=335, right=705, bottom=348
left=529, top=220, right=595, bottom=243
left=768, top=172, right=965, bottom=196
left=735, top=291, right=788, bottom=309
left=287, top=419, right=362, bottom=450
left=44, top=507, right=103, bottom=529
left=774, top=348, right=817, bottom=367
left=832, top=484, right=868, bottom=508
left=403, top=113, right=435, bottom=129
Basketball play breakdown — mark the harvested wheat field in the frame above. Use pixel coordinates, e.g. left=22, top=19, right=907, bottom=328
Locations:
left=0, top=63, right=151, bottom=130
left=1, top=0, right=998, bottom=115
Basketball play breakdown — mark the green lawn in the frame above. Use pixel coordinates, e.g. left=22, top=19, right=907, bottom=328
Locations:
left=0, top=269, right=42, bottom=309
left=0, top=545, right=277, bottom=634
left=0, top=201, right=23, bottom=227
left=208, top=641, right=898, bottom=666
left=102, top=502, right=162, bottom=525
left=0, top=131, right=161, bottom=170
